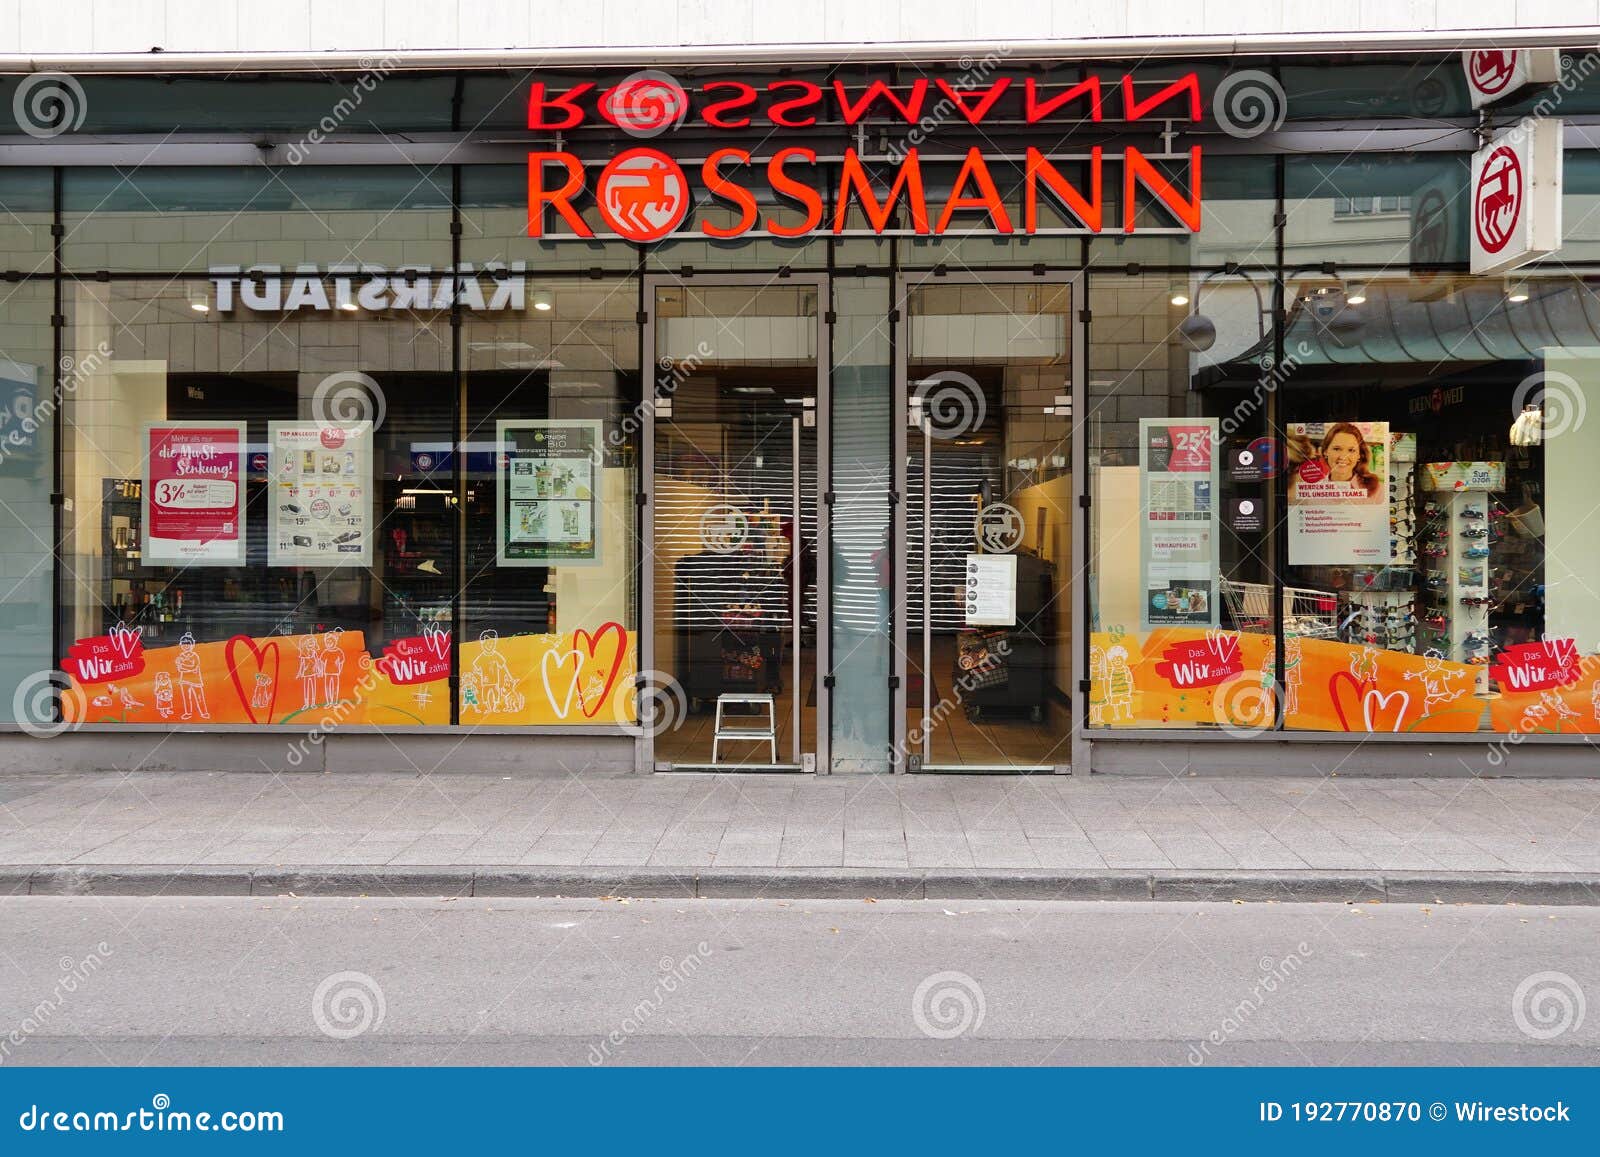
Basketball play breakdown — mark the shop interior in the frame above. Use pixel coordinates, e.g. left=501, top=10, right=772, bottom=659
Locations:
left=1212, top=276, right=1584, bottom=730
left=650, top=368, right=819, bottom=768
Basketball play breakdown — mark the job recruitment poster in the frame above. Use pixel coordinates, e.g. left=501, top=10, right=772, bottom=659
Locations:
left=1139, top=418, right=1220, bottom=630
left=1287, top=420, right=1389, bottom=565
left=267, top=420, right=373, bottom=566
left=142, top=422, right=247, bottom=566
left=497, top=419, right=602, bottom=568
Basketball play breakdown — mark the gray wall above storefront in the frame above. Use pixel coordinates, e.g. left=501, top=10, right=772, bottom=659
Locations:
left=0, top=1, right=1597, bottom=67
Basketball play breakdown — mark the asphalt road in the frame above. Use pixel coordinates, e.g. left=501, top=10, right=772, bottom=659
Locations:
left=0, top=896, right=1594, bottom=1065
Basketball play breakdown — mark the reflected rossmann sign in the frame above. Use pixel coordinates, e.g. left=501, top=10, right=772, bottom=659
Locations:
left=526, top=73, right=1206, bottom=242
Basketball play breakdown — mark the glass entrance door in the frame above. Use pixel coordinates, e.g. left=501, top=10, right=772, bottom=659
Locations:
left=899, top=276, right=1076, bottom=771
left=645, top=279, right=823, bottom=770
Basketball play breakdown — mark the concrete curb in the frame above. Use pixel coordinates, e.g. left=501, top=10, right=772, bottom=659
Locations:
left=1, top=865, right=1597, bottom=905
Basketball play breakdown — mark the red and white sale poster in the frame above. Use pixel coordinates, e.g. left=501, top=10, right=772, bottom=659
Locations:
left=142, top=422, right=247, bottom=566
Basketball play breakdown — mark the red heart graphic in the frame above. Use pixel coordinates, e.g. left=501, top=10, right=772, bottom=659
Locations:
left=573, top=621, right=628, bottom=719
left=1327, top=670, right=1362, bottom=732
left=225, top=634, right=281, bottom=725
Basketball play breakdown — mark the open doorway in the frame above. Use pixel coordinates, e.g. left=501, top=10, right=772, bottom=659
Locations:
left=897, top=274, right=1077, bottom=772
left=644, top=278, right=826, bottom=770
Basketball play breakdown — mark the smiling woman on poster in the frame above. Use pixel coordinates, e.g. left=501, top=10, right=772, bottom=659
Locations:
left=1286, top=420, right=1390, bottom=565
left=1289, top=421, right=1384, bottom=504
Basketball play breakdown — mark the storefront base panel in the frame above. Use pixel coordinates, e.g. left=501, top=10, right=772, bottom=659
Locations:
left=1087, top=735, right=1600, bottom=777
left=0, top=732, right=637, bottom=775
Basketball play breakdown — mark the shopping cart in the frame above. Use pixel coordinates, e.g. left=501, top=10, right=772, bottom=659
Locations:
left=1220, top=580, right=1340, bottom=639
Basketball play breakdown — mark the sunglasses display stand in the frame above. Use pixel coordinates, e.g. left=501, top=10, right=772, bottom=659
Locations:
left=1421, top=467, right=1501, bottom=696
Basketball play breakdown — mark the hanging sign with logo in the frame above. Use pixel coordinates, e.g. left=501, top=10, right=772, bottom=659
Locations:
left=497, top=419, right=603, bottom=567
left=527, top=73, right=1206, bottom=242
left=1470, top=118, right=1563, bottom=275
left=267, top=421, right=373, bottom=566
left=1462, top=49, right=1562, bottom=109
left=1139, top=418, right=1219, bottom=630
left=142, top=422, right=247, bottom=566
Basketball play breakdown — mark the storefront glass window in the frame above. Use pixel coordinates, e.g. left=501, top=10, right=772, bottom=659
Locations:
left=0, top=281, right=55, bottom=724
left=1087, top=268, right=1600, bottom=740
left=62, top=167, right=453, bottom=273
left=1280, top=271, right=1599, bottom=737
left=1285, top=153, right=1469, bottom=268
left=460, top=278, right=641, bottom=729
left=1086, top=272, right=1274, bottom=733
left=460, top=165, right=637, bottom=273
left=0, top=170, right=54, bottom=271
left=59, top=277, right=455, bottom=729
left=1089, top=155, right=1277, bottom=269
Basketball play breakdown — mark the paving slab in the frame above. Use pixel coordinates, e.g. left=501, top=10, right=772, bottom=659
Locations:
left=0, top=771, right=1597, bottom=903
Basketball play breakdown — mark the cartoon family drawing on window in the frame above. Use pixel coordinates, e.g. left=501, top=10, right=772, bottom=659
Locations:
left=293, top=629, right=347, bottom=710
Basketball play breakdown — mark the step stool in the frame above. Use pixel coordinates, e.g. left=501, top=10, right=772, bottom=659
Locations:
left=712, top=693, right=777, bottom=764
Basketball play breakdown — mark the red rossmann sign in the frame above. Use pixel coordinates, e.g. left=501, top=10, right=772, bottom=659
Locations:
left=527, top=73, right=1205, bottom=242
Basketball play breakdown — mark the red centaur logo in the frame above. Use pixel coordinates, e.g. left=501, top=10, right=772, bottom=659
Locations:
left=595, top=149, right=690, bottom=242
left=1468, top=50, right=1518, bottom=97
left=1475, top=144, right=1522, bottom=254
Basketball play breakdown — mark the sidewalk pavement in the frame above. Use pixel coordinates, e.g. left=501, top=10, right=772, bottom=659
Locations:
left=1, top=770, right=1598, bottom=903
